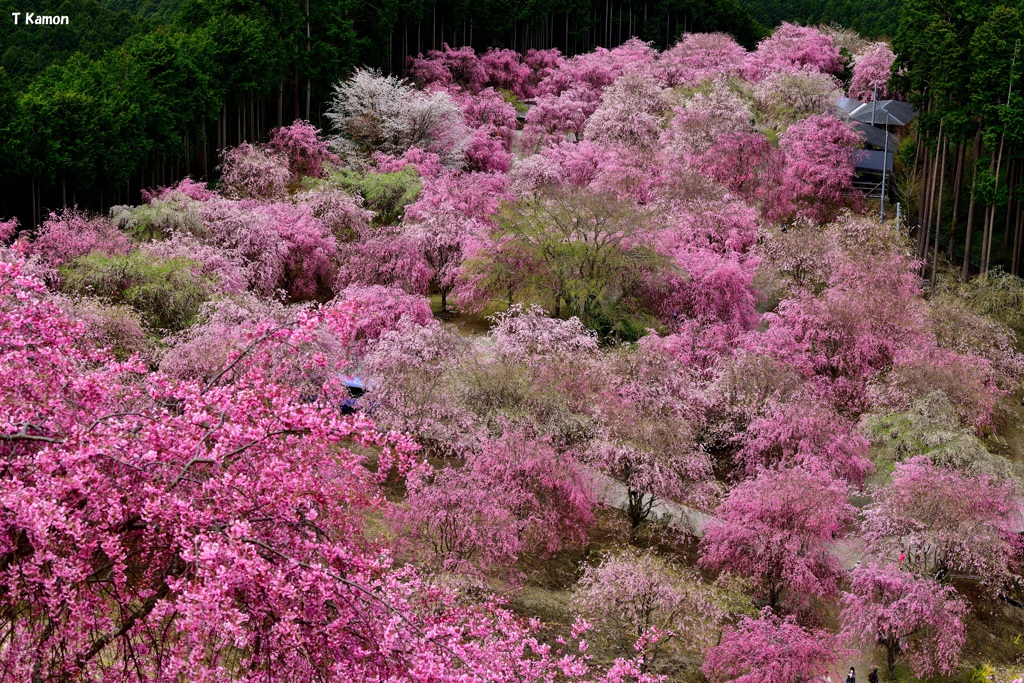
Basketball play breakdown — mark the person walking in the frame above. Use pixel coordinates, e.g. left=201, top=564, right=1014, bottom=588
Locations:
left=846, top=667, right=856, bottom=683
left=868, top=667, right=879, bottom=683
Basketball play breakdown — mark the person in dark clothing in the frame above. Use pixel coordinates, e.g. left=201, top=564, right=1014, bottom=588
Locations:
left=846, top=667, right=856, bottom=683
left=868, top=668, right=879, bottom=683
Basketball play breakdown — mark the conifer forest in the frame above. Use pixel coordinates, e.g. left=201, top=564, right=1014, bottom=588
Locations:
left=5, top=1, right=1024, bottom=682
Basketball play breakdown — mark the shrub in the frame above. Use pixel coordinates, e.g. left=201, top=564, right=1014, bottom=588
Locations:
left=59, top=251, right=216, bottom=332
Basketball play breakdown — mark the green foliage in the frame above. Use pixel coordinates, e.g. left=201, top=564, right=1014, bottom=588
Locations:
left=59, top=251, right=215, bottom=332
left=330, top=167, right=422, bottom=226
left=471, top=189, right=673, bottom=342
left=110, top=198, right=204, bottom=242
left=742, top=0, right=900, bottom=39
left=938, top=270, right=1024, bottom=339
left=0, top=0, right=152, bottom=88
left=862, top=392, right=1014, bottom=480
left=500, top=88, right=528, bottom=115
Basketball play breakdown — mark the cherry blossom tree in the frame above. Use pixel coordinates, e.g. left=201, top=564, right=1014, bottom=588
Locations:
left=480, top=48, right=532, bottom=96
left=572, top=548, right=727, bottom=672
left=583, top=73, right=668, bottom=150
left=360, top=319, right=476, bottom=453
left=0, top=254, right=668, bottom=683
left=31, top=208, right=132, bottom=273
left=407, top=44, right=488, bottom=93
left=862, top=456, right=1021, bottom=584
left=700, top=466, right=855, bottom=608
left=326, top=284, right=434, bottom=359
left=523, top=83, right=602, bottom=148
left=657, top=33, right=747, bottom=87
left=747, top=22, right=843, bottom=81
left=590, top=350, right=715, bottom=528
left=841, top=565, right=968, bottom=679
left=661, top=85, right=753, bottom=161
left=0, top=217, right=18, bottom=242
left=779, top=114, right=863, bottom=223
left=390, top=429, right=594, bottom=577
left=754, top=68, right=843, bottom=129
left=695, top=132, right=788, bottom=220
left=488, top=304, right=599, bottom=362
left=849, top=43, right=897, bottom=102
left=327, top=68, right=469, bottom=168
left=218, top=142, right=291, bottom=199
left=267, top=119, right=340, bottom=180
left=334, top=229, right=433, bottom=295
left=196, top=197, right=338, bottom=299
left=704, top=608, right=844, bottom=683
left=737, top=398, right=872, bottom=484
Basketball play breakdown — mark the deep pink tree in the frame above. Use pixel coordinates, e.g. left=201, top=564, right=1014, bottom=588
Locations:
left=325, top=283, right=434, bottom=359
left=0, top=217, right=18, bottom=242
left=650, top=200, right=762, bottom=332
left=757, top=255, right=930, bottom=412
left=747, top=22, right=843, bottom=80
left=268, top=119, right=340, bottom=180
left=523, top=48, right=566, bottom=96
left=30, top=209, right=132, bottom=272
left=841, top=565, right=969, bottom=678
left=390, top=429, right=595, bottom=576
left=454, top=87, right=518, bottom=171
left=737, top=398, right=873, bottom=484
left=699, top=466, right=855, bottom=608
left=407, top=44, right=488, bottom=93
left=779, top=114, right=863, bottom=223
left=480, top=48, right=532, bottom=96
left=657, top=32, right=748, bottom=87
left=704, top=608, right=844, bottom=683
left=849, top=43, right=896, bottom=102
left=218, top=142, right=291, bottom=199
left=862, top=456, right=1021, bottom=584
left=141, top=178, right=219, bottom=203
left=695, top=132, right=788, bottom=220
left=195, top=197, right=338, bottom=300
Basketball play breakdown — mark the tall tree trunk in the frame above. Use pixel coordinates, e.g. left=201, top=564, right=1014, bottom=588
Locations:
left=922, top=123, right=943, bottom=259
left=1013, top=189, right=1023, bottom=275
left=948, top=142, right=965, bottom=256
left=962, top=126, right=982, bottom=281
left=982, top=147, right=999, bottom=272
left=918, top=146, right=931, bottom=255
left=931, top=137, right=948, bottom=288
left=1004, top=160, right=1017, bottom=248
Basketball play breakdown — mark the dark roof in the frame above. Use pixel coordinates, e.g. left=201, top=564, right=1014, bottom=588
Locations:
left=854, top=149, right=894, bottom=172
left=847, top=100, right=917, bottom=126
left=836, top=97, right=862, bottom=115
left=852, top=121, right=898, bottom=150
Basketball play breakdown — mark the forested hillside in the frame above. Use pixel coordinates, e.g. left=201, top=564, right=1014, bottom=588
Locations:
left=894, top=0, right=1024, bottom=279
left=0, top=0, right=765, bottom=227
left=743, top=0, right=901, bottom=38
